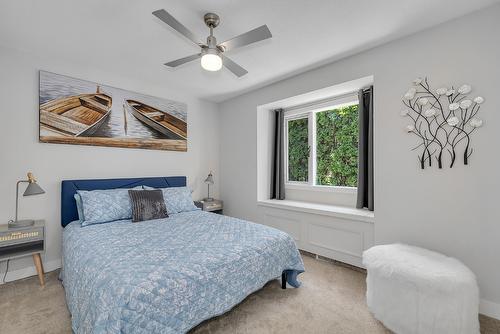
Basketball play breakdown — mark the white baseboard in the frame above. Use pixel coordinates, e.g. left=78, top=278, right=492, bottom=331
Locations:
left=480, top=299, right=500, bottom=320
left=0, top=258, right=61, bottom=284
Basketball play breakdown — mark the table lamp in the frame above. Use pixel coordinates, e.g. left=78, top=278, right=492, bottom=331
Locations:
left=9, top=172, right=45, bottom=228
left=204, top=172, right=214, bottom=202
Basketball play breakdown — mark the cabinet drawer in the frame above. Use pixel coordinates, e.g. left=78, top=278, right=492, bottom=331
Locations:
left=0, top=227, right=44, bottom=247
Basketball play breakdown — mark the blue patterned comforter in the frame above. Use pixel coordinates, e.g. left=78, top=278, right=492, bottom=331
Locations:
left=61, top=210, right=304, bottom=333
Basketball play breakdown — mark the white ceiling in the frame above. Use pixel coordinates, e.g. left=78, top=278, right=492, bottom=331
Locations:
left=1, top=0, right=498, bottom=102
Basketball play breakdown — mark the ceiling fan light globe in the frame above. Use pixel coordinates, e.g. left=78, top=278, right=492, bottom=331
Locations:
left=201, top=53, right=222, bottom=71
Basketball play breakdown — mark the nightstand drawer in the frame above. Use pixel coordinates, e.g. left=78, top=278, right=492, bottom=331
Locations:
left=205, top=202, right=222, bottom=210
left=0, top=227, right=44, bottom=247
left=195, top=200, right=223, bottom=214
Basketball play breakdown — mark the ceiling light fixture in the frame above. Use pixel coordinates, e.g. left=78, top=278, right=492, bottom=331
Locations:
left=201, top=48, right=222, bottom=72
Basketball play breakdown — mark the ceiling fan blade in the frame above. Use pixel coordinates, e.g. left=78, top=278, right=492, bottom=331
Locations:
left=164, top=54, right=201, bottom=67
left=153, top=9, right=203, bottom=46
left=218, top=25, right=272, bottom=52
left=223, top=56, right=248, bottom=77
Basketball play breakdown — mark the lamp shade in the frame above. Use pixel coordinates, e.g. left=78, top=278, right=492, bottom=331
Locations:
left=23, top=181, right=45, bottom=196
left=204, top=172, right=214, bottom=184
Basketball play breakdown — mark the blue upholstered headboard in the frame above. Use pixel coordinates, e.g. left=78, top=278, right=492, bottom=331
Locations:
left=61, top=176, right=186, bottom=227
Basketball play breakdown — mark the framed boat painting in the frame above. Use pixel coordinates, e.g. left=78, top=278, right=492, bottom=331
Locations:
left=39, top=71, right=187, bottom=151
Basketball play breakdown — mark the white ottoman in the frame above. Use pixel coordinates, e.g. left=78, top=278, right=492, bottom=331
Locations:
left=362, top=244, right=479, bottom=334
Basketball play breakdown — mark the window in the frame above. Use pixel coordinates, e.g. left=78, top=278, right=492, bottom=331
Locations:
left=285, top=96, right=359, bottom=190
left=287, top=117, right=309, bottom=182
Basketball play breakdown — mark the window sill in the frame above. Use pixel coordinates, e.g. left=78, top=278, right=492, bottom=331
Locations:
left=257, top=199, right=374, bottom=223
left=285, top=183, right=356, bottom=194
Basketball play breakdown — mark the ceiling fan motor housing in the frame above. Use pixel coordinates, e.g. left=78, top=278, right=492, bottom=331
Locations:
left=206, top=35, right=218, bottom=49
left=202, top=46, right=220, bottom=57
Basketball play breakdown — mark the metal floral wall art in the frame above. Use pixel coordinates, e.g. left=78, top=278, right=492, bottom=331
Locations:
left=401, top=77, right=484, bottom=169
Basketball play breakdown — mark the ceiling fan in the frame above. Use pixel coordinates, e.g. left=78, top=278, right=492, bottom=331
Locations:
left=152, top=9, right=272, bottom=77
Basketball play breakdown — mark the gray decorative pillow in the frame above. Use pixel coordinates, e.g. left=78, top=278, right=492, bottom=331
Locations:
left=128, top=189, right=169, bottom=222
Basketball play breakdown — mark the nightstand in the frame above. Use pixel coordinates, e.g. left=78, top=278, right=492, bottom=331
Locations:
left=0, top=220, right=45, bottom=286
left=195, top=199, right=223, bottom=215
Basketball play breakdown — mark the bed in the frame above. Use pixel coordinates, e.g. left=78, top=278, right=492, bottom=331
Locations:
left=60, top=176, right=304, bottom=334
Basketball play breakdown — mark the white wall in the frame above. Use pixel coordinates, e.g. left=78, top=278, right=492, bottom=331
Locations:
left=0, top=45, right=220, bottom=277
left=218, top=4, right=500, bottom=316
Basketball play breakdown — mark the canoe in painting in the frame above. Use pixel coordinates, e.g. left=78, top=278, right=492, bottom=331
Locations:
left=40, top=88, right=112, bottom=137
left=125, top=100, right=187, bottom=140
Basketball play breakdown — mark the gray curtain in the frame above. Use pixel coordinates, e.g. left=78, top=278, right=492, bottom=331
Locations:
left=270, top=108, right=285, bottom=200
left=356, top=86, right=374, bottom=211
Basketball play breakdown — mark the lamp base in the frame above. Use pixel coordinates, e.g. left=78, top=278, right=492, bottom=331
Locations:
left=8, top=219, right=35, bottom=228
left=203, top=197, right=214, bottom=202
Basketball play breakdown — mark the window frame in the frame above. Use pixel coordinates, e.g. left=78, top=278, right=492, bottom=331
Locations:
left=283, top=94, right=359, bottom=193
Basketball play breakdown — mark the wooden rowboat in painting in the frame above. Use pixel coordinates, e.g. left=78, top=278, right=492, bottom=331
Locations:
left=40, top=88, right=112, bottom=137
left=125, top=100, right=187, bottom=140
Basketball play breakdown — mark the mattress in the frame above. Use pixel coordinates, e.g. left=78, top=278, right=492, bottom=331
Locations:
left=61, top=210, right=304, bottom=333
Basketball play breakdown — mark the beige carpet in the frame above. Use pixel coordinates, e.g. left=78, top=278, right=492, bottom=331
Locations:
left=0, top=254, right=499, bottom=334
